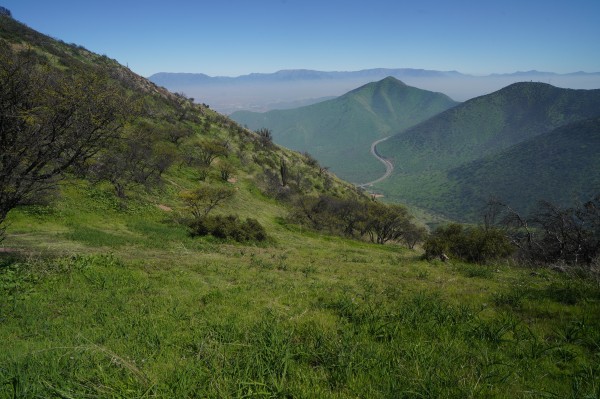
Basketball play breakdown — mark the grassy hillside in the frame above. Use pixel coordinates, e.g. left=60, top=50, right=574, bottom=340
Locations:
left=231, top=77, right=458, bottom=183
left=4, top=196, right=600, bottom=398
left=1, top=14, right=600, bottom=398
left=376, top=82, right=600, bottom=220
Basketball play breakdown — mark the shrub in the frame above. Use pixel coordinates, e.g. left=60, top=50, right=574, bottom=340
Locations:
left=188, top=215, right=267, bottom=242
left=424, top=224, right=513, bottom=264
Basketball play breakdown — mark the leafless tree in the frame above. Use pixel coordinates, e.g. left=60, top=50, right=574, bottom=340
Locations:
left=0, top=45, right=133, bottom=239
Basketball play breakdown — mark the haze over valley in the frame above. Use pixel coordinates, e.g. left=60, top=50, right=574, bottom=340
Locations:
left=150, top=69, right=600, bottom=114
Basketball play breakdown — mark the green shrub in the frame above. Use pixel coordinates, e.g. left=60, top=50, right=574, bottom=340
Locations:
left=424, top=224, right=513, bottom=264
left=188, top=215, right=267, bottom=242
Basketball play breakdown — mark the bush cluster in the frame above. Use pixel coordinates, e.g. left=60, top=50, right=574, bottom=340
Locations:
left=486, top=195, right=600, bottom=267
left=292, top=194, right=426, bottom=247
left=189, top=215, right=267, bottom=242
left=423, top=224, right=513, bottom=264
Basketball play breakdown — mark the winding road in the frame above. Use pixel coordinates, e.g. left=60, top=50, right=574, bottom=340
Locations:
left=357, top=136, right=394, bottom=188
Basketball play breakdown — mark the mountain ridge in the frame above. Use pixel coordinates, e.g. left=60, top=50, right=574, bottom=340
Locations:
left=150, top=68, right=600, bottom=83
left=376, top=82, right=600, bottom=220
left=149, top=68, right=466, bottom=85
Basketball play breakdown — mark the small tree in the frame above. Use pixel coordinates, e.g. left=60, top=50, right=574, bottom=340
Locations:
left=195, top=139, right=229, bottom=167
left=365, top=203, right=412, bottom=244
left=402, top=224, right=428, bottom=249
left=180, top=185, right=235, bottom=219
left=88, top=126, right=175, bottom=198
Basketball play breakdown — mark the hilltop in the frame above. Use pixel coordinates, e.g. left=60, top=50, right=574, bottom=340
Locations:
left=231, top=77, right=459, bottom=183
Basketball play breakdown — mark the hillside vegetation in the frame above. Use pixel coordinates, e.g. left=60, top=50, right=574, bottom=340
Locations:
left=447, top=117, right=600, bottom=216
left=231, top=77, right=458, bottom=183
left=1, top=14, right=600, bottom=398
left=376, top=82, right=600, bottom=220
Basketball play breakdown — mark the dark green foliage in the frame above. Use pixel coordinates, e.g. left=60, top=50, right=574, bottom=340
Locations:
left=292, top=195, right=369, bottom=235
left=377, top=83, right=600, bottom=221
left=292, top=194, right=424, bottom=246
left=364, top=202, right=413, bottom=244
left=188, top=215, right=267, bottom=242
left=448, top=117, right=600, bottom=219
left=402, top=223, right=429, bottom=249
left=424, top=224, right=514, bottom=263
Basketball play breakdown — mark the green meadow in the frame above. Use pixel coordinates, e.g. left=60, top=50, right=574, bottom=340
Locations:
left=1, top=182, right=599, bottom=398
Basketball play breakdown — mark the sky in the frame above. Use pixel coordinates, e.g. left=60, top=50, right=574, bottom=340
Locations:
left=2, top=0, right=600, bottom=78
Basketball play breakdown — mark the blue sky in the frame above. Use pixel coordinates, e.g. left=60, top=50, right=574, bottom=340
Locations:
left=2, top=0, right=599, bottom=78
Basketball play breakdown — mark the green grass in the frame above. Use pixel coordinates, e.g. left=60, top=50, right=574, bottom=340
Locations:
left=1, top=203, right=600, bottom=397
left=1, top=106, right=598, bottom=399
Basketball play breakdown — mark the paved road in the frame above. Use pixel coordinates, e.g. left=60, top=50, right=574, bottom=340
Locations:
left=357, top=136, right=393, bottom=188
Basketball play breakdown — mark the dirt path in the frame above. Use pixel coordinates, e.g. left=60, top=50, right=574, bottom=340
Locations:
left=357, top=136, right=393, bottom=188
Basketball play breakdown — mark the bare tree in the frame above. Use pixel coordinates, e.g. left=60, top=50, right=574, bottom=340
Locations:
left=0, top=45, right=133, bottom=239
left=88, top=127, right=175, bottom=198
left=180, top=185, right=235, bottom=219
left=484, top=196, right=600, bottom=266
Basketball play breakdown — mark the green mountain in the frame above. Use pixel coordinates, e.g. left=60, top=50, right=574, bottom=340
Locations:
left=446, top=117, right=600, bottom=217
left=231, top=77, right=458, bottom=183
left=376, top=82, right=600, bottom=220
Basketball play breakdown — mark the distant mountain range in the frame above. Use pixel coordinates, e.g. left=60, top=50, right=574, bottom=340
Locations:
left=149, top=68, right=465, bottom=86
left=230, top=77, right=459, bottom=183
left=376, top=82, right=600, bottom=220
left=150, top=68, right=598, bottom=86
left=148, top=69, right=600, bottom=114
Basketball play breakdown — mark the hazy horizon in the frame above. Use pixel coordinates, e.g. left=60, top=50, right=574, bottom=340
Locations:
left=2, top=0, right=599, bottom=79
left=150, top=70, right=600, bottom=114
